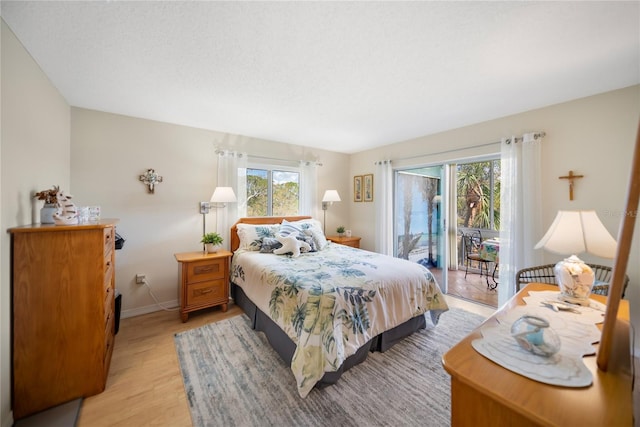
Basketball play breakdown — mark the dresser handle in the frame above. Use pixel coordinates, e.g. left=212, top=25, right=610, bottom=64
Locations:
left=194, top=265, right=215, bottom=274
left=195, top=288, right=213, bottom=296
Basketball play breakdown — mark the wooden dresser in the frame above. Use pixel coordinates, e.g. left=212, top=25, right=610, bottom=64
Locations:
left=9, top=219, right=118, bottom=419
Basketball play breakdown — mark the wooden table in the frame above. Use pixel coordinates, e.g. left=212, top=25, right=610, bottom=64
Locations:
left=442, top=283, right=632, bottom=426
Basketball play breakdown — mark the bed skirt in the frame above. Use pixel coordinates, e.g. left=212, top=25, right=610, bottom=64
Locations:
left=231, top=282, right=428, bottom=388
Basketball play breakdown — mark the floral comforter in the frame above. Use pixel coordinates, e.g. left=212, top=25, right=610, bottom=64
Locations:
left=230, top=243, right=449, bottom=397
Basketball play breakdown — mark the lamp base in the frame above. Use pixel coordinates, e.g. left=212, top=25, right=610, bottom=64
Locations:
left=554, top=255, right=595, bottom=306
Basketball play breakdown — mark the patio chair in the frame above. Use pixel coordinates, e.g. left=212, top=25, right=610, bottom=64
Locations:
left=462, top=230, right=492, bottom=280
left=515, top=263, right=629, bottom=297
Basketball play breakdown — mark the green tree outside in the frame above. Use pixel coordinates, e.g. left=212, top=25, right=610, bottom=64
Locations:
left=246, top=169, right=299, bottom=216
left=457, top=160, right=500, bottom=230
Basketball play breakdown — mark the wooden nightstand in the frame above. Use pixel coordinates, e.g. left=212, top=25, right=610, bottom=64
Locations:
left=326, top=235, right=361, bottom=248
left=174, top=250, right=232, bottom=322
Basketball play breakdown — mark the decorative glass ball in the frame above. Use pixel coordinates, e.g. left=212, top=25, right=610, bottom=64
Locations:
left=511, top=315, right=561, bottom=357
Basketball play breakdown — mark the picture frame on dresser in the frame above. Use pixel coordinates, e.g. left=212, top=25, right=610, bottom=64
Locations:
left=354, top=175, right=363, bottom=202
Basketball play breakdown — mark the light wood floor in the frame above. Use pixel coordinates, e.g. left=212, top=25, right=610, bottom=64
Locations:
left=77, top=296, right=494, bottom=426
left=445, top=268, right=499, bottom=308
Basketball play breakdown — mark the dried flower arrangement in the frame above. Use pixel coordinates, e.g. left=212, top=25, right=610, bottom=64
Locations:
left=33, top=185, right=60, bottom=205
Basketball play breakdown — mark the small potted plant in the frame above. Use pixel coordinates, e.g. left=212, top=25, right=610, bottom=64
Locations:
left=336, top=226, right=346, bottom=236
left=201, top=232, right=224, bottom=254
left=33, top=185, right=60, bottom=224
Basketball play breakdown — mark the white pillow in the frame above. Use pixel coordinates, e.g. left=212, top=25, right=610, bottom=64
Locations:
left=304, top=227, right=328, bottom=251
left=236, top=223, right=280, bottom=251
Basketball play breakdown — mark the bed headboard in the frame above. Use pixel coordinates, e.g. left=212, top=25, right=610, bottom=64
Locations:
left=230, top=216, right=312, bottom=253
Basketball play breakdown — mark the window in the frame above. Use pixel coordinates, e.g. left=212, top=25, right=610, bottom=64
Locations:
left=245, top=166, right=300, bottom=216
left=456, top=159, right=500, bottom=231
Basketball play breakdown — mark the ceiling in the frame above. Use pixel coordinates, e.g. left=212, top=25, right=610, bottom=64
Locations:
left=2, top=1, right=639, bottom=154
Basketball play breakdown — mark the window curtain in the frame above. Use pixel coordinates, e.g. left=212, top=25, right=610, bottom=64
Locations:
left=299, top=161, right=318, bottom=216
left=375, top=160, right=394, bottom=255
left=498, top=133, right=544, bottom=305
left=216, top=150, right=247, bottom=245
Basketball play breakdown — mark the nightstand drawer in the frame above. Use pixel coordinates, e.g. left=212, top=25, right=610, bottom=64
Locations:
left=186, top=258, right=225, bottom=283
left=185, top=279, right=227, bottom=306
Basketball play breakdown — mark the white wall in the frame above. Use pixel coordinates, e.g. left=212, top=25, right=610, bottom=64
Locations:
left=1, top=20, right=71, bottom=427
left=70, top=108, right=349, bottom=318
left=350, top=85, right=640, bottom=349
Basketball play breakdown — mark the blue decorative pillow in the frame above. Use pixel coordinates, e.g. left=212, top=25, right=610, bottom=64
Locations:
left=260, top=237, right=283, bottom=253
left=282, top=218, right=328, bottom=251
left=297, top=234, right=316, bottom=252
left=280, top=219, right=303, bottom=237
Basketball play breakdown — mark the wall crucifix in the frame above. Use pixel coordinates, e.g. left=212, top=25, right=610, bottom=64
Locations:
left=139, top=168, right=163, bottom=194
left=559, top=170, right=584, bottom=201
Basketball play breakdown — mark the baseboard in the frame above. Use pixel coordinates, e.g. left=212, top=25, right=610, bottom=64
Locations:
left=2, top=410, right=14, bottom=427
left=634, top=355, right=639, bottom=426
left=121, top=299, right=179, bottom=319
left=13, top=399, right=82, bottom=427
left=121, top=297, right=235, bottom=319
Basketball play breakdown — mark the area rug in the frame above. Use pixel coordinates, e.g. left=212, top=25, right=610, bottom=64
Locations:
left=174, top=308, right=485, bottom=427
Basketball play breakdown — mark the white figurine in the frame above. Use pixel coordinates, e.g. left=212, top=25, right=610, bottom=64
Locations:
left=273, top=233, right=311, bottom=257
left=53, top=190, right=79, bottom=225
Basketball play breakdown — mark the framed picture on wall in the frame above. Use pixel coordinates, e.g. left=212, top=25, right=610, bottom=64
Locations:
left=354, top=175, right=363, bottom=202
left=364, top=174, right=373, bottom=202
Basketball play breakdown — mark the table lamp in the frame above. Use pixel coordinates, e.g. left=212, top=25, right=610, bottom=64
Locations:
left=534, top=210, right=617, bottom=305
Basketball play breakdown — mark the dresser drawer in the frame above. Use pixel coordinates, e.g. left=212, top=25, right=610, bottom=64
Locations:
left=103, top=227, right=114, bottom=252
left=104, top=315, right=114, bottom=361
left=185, top=279, right=227, bottom=306
left=186, top=258, right=225, bottom=284
left=104, top=257, right=114, bottom=290
left=104, top=286, right=113, bottom=324
left=104, top=309, right=114, bottom=335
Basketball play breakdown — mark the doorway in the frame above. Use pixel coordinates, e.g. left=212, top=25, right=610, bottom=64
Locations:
left=394, top=157, right=501, bottom=307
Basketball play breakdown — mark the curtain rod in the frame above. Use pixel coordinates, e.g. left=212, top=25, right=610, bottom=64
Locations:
left=504, top=132, right=546, bottom=145
left=215, top=149, right=322, bottom=166
left=376, top=131, right=546, bottom=163
left=378, top=140, right=499, bottom=164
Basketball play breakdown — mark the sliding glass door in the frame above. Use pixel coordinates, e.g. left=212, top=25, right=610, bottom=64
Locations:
left=394, top=166, right=447, bottom=292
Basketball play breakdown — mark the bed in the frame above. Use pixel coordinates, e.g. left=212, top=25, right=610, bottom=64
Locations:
left=229, top=216, right=449, bottom=397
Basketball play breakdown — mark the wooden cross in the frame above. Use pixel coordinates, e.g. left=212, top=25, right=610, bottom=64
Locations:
left=559, top=170, right=584, bottom=201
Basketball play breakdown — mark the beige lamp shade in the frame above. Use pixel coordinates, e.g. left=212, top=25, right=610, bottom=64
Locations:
left=210, top=187, right=237, bottom=203
left=534, top=210, right=617, bottom=258
left=322, top=190, right=341, bottom=202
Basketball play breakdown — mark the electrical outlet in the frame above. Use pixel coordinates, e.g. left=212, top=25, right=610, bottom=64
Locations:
left=136, top=274, right=146, bottom=284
